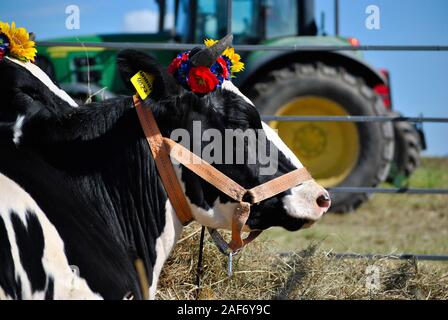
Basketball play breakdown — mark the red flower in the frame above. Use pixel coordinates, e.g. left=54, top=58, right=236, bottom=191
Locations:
left=168, top=57, right=182, bottom=74
left=187, top=66, right=219, bottom=93
left=217, top=57, right=229, bottom=79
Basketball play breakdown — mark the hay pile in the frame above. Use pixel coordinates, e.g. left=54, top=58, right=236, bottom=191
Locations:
left=157, top=224, right=448, bottom=300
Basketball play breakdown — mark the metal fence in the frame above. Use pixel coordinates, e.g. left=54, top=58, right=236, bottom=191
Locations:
left=36, top=37, right=448, bottom=262
left=280, top=252, right=448, bottom=262
left=37, top=41, right=448, bottom=52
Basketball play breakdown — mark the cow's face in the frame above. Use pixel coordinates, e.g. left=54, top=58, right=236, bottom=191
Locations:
left=177, top=82, right=330, bottom=232
left=118, top=48, right=330, bottom=233
left=218, top=80, right=331, bottom=231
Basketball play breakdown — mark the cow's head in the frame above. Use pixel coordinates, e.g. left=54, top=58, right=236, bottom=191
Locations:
left=117, top=37, right=330, bottom=232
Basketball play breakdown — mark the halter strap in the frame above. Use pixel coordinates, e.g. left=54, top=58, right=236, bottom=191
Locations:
left=134, top=96, right=193, bottom=225
left=163, top=137, right=312, bottom=251
left=163, top=138, right=312, bottom=204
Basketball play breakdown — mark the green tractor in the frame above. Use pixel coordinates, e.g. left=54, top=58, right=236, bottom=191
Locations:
left=36, top=0, right=424, bottom=212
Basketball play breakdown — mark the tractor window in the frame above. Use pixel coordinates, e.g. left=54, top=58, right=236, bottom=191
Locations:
left=232, top=0, right=262, bottom=43
left=199, top=0, right=229, bottom=41
left=175, top=0, right=302, bottom=43
left=177, top=0, right=228, bottom=42
left=232, top=0, right=299, bottom=42
left=265, top=0, right=298, bottom=39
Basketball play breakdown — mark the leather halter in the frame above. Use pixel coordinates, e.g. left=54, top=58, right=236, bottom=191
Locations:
left=133, top=96, right=313, bottom=252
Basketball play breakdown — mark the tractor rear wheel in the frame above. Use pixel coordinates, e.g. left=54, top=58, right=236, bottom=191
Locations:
left=248, top=63, right=394, bottom=212
left=386, top=112, right=422, bottom=185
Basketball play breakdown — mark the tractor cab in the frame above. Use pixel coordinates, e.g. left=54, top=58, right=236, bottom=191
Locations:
left=173, top=0, right=317, bottom=44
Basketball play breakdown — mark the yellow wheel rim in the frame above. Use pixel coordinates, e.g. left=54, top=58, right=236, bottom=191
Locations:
left=270, top=96, right=360, bottom=187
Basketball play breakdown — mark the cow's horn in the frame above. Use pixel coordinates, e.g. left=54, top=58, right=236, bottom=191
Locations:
left=190, top=34, right=233, bottom=67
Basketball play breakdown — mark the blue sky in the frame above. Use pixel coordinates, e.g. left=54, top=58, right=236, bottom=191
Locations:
left=315, top=0, right=448, bottom=156
left=1, top=0, right=447, bottom=155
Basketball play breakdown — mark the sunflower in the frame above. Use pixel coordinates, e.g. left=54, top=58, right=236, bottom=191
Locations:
left=204, top=38, right=218, bottom=47
left=222, top=47, right=244, bottom=73
left=203, top=38, right=244, bottom=74
left=0, top=21, right=37, bottom=62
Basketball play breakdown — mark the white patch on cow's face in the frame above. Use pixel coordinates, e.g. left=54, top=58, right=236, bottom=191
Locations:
left=221, top=80, right=254, bottom=106
left=171, top=165, right=236, bottom=230
left=6, top=57, right=78, bottom=108
left=261, top=122, right=303, bottom=169
left=149, top=200, right=182, bottom=300
left=190, top=199, right=238, bottom=230
left=13, top=115, right=25, bottom=146
left=0, top=173, right=102, bottom=300
left=261, top=122, right=330, bottom=221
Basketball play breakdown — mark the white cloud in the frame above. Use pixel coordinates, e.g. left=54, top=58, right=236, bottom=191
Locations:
left=123, top=10, right=159, bottom=33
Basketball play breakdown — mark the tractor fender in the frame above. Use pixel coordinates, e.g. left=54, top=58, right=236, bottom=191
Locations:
left=238, top=49, right=387, bottom=93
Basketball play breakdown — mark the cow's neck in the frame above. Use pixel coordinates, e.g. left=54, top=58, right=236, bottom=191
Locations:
left=24, top=97, right=185, bottom=295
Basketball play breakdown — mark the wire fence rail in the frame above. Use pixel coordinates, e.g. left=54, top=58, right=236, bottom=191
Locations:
left=261, top=115, right=448, bottom=123
left=279, top=252, right=448, bottom=262
left=36, top=41, right=448, bottom=52
left=327, top=187, right=448, bottom=195
left=263, top=115, right=448, bottom=195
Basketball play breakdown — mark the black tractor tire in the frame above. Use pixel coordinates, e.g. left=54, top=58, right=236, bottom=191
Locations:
left=247, top=63, right=394, bottom=212
left=386, top=112, right=422, bottom=184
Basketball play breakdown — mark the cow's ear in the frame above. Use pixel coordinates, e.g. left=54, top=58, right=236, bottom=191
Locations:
left=117, top=49, right=180, bottom=101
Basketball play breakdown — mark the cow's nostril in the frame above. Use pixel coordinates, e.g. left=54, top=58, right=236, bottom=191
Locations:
left=316, top=193, right=331, bottom=209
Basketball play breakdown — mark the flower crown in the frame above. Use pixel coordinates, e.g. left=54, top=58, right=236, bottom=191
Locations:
left=0, top=21, right=37, bottom=62
left=168, top=36, right=244, bottom=94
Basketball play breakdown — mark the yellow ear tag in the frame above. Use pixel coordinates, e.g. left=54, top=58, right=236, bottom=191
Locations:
left=131, top=71, right=154, bottom=100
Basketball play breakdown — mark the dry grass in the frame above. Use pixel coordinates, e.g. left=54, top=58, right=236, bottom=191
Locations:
left=158, top=158, right=448, bottom=300
left=158, top=225, right=448, bottom=300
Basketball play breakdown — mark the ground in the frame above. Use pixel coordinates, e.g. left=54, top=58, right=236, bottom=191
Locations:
left=158, top=157, right=448, bottom=300
left=261, top=157, right=448, bottom=255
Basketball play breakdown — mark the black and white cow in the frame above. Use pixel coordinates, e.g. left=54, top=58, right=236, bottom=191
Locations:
left=0, top=48, right=330, bottom=299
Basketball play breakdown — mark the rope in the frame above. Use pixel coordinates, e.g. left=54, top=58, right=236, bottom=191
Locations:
left=194, top=226, right=206, bottom=300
